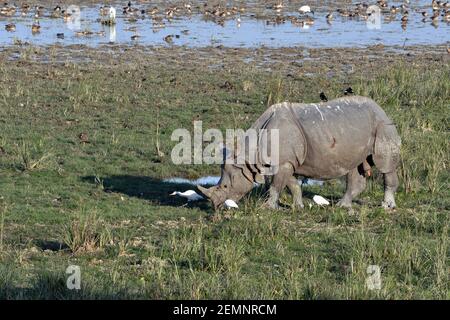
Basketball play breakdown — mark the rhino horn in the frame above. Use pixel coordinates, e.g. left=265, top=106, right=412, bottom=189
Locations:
left=197, top=185, right=222, bottom=211
left=197, top=185, right=213, bottom=198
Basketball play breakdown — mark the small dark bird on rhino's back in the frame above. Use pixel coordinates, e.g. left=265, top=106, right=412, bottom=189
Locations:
left=320, top=92, right=328, bottom=102
left=344, top=87, right=354, bottom=95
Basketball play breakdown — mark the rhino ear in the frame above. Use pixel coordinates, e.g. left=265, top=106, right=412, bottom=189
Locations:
left=244, top=161, right=265, bottom=184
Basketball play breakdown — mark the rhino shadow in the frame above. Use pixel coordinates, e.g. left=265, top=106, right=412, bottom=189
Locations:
left=81, top=175, right=346, bottom=210
left=81, top=175, right=212, bottom=209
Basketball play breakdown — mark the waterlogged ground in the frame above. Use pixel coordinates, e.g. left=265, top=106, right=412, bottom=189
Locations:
left=0, top=0, right=449, bottom=301
left=0, top=43, right=448, bottom=299
left=0, top=0, right=449, bottom=47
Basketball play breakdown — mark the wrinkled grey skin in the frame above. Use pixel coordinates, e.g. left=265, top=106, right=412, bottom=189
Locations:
left=198, top=96, right=401, bottom=211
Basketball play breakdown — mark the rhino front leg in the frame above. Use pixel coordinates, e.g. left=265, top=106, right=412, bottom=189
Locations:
left=337, top=167, right=367, bottom=208
left=287, top=176, right=304, bottom=209
left=264, top=163, right=294, bottom=209
left=382, top=171, right=398, bottom=209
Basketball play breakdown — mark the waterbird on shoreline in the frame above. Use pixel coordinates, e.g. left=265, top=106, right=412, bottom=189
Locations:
left=170, top=190, right=203, bottom=202
left=31, top=21, right=41, bottom=33
left=164, top=34, right=174, bottom=43
left=147, top=6, right=159, bottom=15
left=0, top=4, right=16, bottom=16
left=298, top=5, right=314, bottom=15
left=101, top=6, right=116, bottom=25
left=109, top=6, right=116, bottom=22
left=100, top=6, right=110, bottom=16
left=51, top=6, right=62, bottom=18
left=267, top=1, right=283, bottom=12
left=320, top=92, right=328, bottom=102
left=5, top=23, right=15, bottom=31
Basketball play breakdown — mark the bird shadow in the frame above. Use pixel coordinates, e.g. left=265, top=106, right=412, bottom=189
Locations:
left=81, top=175, right=212, bottom=210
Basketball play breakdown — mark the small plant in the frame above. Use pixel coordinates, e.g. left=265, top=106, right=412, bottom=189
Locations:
left=61, top=209, right=111, bottom=254
left=15, top=139, right=53, bottom=171
left=266, top=77, right=284, bottom=107
left=155, top=106, right=165, bottom=159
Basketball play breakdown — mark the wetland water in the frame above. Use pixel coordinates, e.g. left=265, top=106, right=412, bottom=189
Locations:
left=0, top=1, right=448, bottom=48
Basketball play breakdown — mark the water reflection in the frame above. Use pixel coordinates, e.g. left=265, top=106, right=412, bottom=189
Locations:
left=108, top=24, right=117, bottom=43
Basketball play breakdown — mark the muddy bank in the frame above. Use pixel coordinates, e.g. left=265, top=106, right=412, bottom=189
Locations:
left=1, top=43, right=448, bottom=79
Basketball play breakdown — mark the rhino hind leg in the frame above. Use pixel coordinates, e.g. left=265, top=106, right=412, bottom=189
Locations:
left=264, top=163, right=294, bottom=209
left=287, top=176, right=304, bottom=209
left=337, top=167, right=367, bottom=208
left=372, top=123, right=401, bottom=209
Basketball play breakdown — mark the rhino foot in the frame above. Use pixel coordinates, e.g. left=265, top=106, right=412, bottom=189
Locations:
left=293, top=202, right=304, bottom=210
left=382, top=191, right=397, bottom=210
left=262, top=201, right=280, bottom=210
left=382, top=200, right=396, bottom=210
left=337, top=199, right=353, bottom=208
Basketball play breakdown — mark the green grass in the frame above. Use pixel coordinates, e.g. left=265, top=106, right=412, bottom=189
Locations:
left=0, top=49, right=448, bottom=299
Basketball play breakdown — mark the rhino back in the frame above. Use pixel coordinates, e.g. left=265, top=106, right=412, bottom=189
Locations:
left=259, top=97, right=385, bottom=179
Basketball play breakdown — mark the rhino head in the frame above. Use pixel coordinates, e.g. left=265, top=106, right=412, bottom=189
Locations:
left=197, top=162, right=256, bottom=210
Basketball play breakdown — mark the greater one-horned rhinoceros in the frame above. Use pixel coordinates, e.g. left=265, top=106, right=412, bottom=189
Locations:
left=198, top=96, right=401, bottom=211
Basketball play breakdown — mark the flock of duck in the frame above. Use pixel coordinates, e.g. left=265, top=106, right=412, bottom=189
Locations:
left=265, top=0, right=450, bottom=29
left=1, top=1, right=449, bottom=41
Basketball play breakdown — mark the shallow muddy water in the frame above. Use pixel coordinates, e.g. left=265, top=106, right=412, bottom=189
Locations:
left=0, top=0, right=448, bottom=48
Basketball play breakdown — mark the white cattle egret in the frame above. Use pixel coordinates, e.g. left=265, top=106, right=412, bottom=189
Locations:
left=299, top=5, right=314, bottom=15
left=109, top=6, right=116, bottom=21
left=313, top=195, right=330, bottom=206
left=224, top=199, right=239, bottom=209
left=170, top=190, right=203, bottom=201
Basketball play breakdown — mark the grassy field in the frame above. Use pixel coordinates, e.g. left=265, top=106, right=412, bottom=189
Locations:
left=0, top=45, right=448, bottom=299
